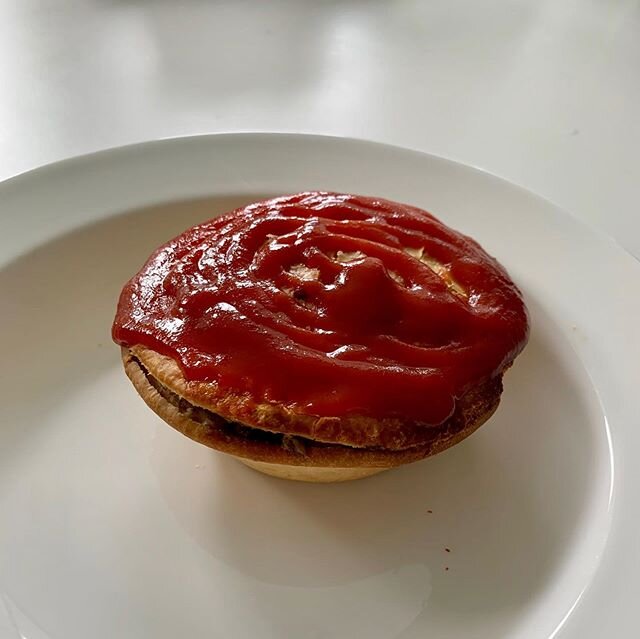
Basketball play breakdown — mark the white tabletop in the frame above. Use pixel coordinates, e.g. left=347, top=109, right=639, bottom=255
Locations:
left=1, top=0, right=638, bottom=257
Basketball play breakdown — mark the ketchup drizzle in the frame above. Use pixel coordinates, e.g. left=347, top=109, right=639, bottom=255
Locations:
left=113, top=192, right=529, bottom=423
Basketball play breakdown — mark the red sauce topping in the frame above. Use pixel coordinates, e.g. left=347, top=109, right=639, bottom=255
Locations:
left=113, top=192, right=529, bottom=424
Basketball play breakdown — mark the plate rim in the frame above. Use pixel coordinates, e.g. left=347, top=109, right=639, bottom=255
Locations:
left=0, top=130, right=637, bottom=266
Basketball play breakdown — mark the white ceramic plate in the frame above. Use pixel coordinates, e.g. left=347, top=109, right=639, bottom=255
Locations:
left=0, top=134, right=638, bottom=639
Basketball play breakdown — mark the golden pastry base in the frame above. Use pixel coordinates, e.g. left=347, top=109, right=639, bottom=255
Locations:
left=238, top=457, right=389, bottom=483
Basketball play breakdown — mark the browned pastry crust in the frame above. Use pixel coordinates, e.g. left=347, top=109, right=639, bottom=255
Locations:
left=127, top=344, right=502, bottom=451
left=122, top=346, right=502, bottom=469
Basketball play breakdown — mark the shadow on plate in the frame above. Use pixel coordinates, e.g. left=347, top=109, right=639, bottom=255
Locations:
left=151, top=312, right=602, bottom=619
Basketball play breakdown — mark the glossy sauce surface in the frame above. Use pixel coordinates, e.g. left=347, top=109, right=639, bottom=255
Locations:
left=113, top=192, right=529, bottom=423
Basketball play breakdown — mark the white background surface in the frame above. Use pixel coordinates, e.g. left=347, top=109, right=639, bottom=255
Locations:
left=0, top=0, right=638, bottom=257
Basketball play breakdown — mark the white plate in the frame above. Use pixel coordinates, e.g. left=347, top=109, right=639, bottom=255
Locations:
left=0, top=134, right=638, bottom=639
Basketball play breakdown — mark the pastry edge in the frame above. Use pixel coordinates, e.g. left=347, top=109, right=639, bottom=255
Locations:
left=121, top=346, right=501, bottom=471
